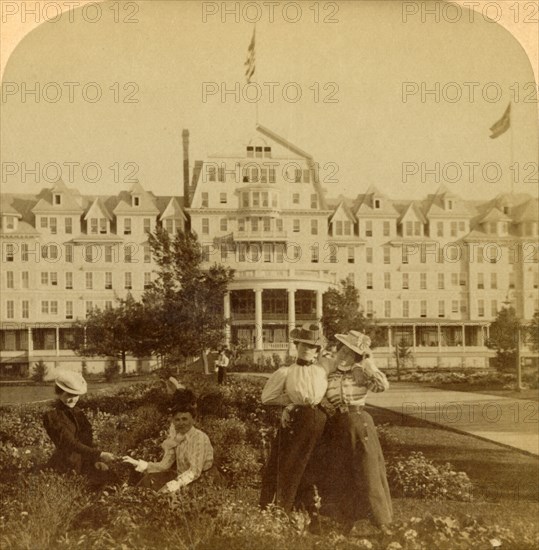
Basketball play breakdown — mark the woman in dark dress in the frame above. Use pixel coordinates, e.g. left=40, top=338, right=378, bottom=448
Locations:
left=43, top=370, right=116, bottom=484
left=317, top=330, right=393, bottom=528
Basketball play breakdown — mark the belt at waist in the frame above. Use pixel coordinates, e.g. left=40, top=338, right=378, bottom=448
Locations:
left=336, top=404, right=364, bottom=414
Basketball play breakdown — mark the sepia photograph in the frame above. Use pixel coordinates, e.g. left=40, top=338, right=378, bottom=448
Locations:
left=0, top=1, right=538, bottom=548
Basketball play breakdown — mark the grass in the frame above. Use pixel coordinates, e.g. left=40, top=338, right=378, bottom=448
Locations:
left=427, top=385, right=539, bottom=401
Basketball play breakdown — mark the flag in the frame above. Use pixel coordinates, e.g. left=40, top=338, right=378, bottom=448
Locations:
left=489, top=103, right=511, bottom=139
left=244, top=28, right=255, bottom=83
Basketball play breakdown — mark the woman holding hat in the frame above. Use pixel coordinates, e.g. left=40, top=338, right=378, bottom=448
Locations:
left=259, top=323, right=330, bottom=512
left=316, top=330, right=393, bottom=529
left=43, top=370, right=116, bottom=482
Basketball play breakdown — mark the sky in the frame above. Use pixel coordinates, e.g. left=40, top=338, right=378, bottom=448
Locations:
left=1, top=0, right=538, bottom=201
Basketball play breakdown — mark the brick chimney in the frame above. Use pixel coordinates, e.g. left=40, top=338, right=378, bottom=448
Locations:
left=182, top=129, right=190, bottom=206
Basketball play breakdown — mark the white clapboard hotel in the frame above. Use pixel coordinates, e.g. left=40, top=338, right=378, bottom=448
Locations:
left=1, top=124, right=538, bottom=375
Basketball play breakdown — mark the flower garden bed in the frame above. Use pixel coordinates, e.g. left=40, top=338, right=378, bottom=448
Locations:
left=1, top=374, right=537, bottom=549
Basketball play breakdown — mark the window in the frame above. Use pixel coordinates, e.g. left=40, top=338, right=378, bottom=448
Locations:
left=202, top=218, right=209, bottom=234
left=21, top=272, right=29, bottom=289
left=311, top=219, right=318, bottom=235
left=220, top=192, right=227, bottom=204
left=437, top=222, right=443, bottom=237
left=292, top=193, right=300, bottom=205
left=246, top=146, right=254, bottom=158
left=165, top=219, right=174, bottom=233
left=450, top=221, right=457, bottom=237
left=366, top=273, right=373, bottom=289
left=124, top=218, right=131, bottom=235
left=477, top=247, right=483, bottom=263
left=251, top=218, right=259, bottom=231
left=238, top=218, right=245, bottom=232
left=50, top=301, right=58, bottom=315
left=420, top=273, right=427, bottom=290
left=402, top=246, right=408, bottom=264
left=41, top=272, right=49, bottom=285
left=478, top=299, right=485, bottom=317
left=460, top=300, right=467, bottom=313
left=22, top=300, right=29, bottom=319
left=105, top=272, right=112, bottom=289
left=124, top=246, right=132, bottom=264
left=403, top=301, right=409, bottom=318
left=85, top=301, right=93, bottom=317
left=491, top=273, right=497, bottom=289
left=303, top=169, right=311, bottom=183
left=384, top=247, right=390, bottom=264
left=21, top=244, right=28, bottom=262
left=534, top=272, right=539, bottom=289
left=335, top=221, right=343, bottom=236
left=491, top=300, right=498, bottom=317
left=276, top=218, right=283, bottom=232
left=41, top=217, right=48, bottom=228
left=420, top=300, right=427, bottom=317
left=65, top=244, right=73, bottom=263
left=344, top=221, right=352, bottom=235
left=294, top=168, right=301, bottom=183
left=384, top=300, right=391, bottom=317
left=144, top=244, right=151, bottom=263
left=477, top=273, right=484, bottom=289
left=366, top=301, right=373, bottom=318
left=105, top=301, right=113, bottom=310
left=65, top=217, right=72, bottom=234
left=406, top=221, right=413, bottom=236
left=42, top=301, right=49, bottom=314
left=269, top=168, right=276, bottom=183
left=144, top=218, right=151, bottom=233
left=311, top=246, right=319, bottom=263
left=384, top=272, right=391, bottom=289
left=263, top=217, right=271, bottom=232
left=402, top=273, right=409, bottom=289
left=144, top=272, right=152, bottom=289
left=311, top=194, right=318, bottom=209
left=6, top=300, right=14, bottom=319
left=414, top=221, right=421, bottom=236
left=263, top=244, right=272, bottom=263
left=201, top=192, right=209, bottom=207
left=293, top=219, right=300, bottom=233
left=6, top=271, right=14, bottom=289
left=133, top=195, right=140, bottom=206
left=50, top=217, right=57, bottom=234
left=220, top=218, right=228, bottom=232
left=90, top=218, right=98, bottom=234
left=509, top=273, right=515, bottom=289
left=451, top=300, right=459, bottom=314
left=255, top=146, right=263, bottom=158
left=264, top=146, right=272, bottom=157
left=438, top=273, right=444, bottom=289
left=438, top=300, right=445, bottom=318
left=50, top=272, right=58, bottom=286
left=100, top=218, right=107, bottom=234
left=459, top=273, right=467, bottom=287
left=365, top=221, right=373, bottom=237
left=86, top=272, right=93, bottom=289
left=459, top=221, right=465, bottom=232
left=347, top=246, right=355, bottom=264
left=208, top=165, right=216, bottom=182
left=275, top=244, right=284, bottom=263
left=374, top=199, right=381, bottom=209
left=383, top=221, right=390, bottom=237
left=356, top=246, right=368, bottom=266
left=105, top=245, right=113, bottom=263
left=124, top=272, right=132, bottom=290
left=218, top=166, right=225, bottom=182
left=54, top=193, right=61, bottom=205
left=65, top=272, right=73, bottom=289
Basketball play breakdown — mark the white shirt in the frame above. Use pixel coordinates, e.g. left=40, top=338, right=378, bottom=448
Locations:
left=216, top=354, right=229, bottom=368
left=261, top=363, right=328, bottom=406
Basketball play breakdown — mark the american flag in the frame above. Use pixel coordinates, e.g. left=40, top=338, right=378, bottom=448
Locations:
left=244, top=28, right=255, bottom=83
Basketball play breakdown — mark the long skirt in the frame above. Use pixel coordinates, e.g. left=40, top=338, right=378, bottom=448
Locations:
left=259, top=406, right=327, bottom=512
left=315, top=409, right=393, bottom=526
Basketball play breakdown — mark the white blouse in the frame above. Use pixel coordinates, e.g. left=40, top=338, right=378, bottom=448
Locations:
left=261, top=364, right=328, bottom=406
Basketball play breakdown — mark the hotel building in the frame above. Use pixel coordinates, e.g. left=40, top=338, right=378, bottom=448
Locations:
left=1, top=124, right=538, bottom=375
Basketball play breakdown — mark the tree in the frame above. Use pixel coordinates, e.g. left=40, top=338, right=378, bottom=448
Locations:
left=527, top=311, right=539, bottom=353
left=486, top=306, right=522, bottom=373
left=394, top=338, right=413, bottom=381
left=71, top=294, right=150, bottom=375
left=322, top=279, right=384, bottom=347
left=143, top=227, right=234, bottom=374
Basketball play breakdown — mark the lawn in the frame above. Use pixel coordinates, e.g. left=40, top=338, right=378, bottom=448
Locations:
left=1, top=374, right=537, bottom=550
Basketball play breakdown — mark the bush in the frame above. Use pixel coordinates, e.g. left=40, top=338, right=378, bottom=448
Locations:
left=104, top=359, right=120, bottom=382
left=387, top=451, right=473, bottom=501
left=31, top=360, right=47, bottom=383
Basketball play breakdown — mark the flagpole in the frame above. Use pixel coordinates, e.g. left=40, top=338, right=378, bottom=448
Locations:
left=510, top=104, right=514, bottom=195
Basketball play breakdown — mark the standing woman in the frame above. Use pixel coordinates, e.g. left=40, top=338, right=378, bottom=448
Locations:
left=318, top=330, right=393, bottom=529
left=43, top=370, right=116, bottom=483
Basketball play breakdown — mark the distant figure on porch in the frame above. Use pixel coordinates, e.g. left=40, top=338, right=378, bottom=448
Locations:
left=215, top=348, right=230, bottom=385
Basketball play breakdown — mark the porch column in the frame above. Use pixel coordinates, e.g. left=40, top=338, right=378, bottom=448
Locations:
left=388, top=326, right=393, bottom=353
left=461, top=324, right=466, bottom=350
left=412, top=324, right=416, bottom=352
left=254, top=289, right=263, bottom=351
left=316, top=289, right=323, bottom=334
left=437, top=324, right=442, bottom=353
left=56, top=326, right=60, bottom=356
left=27, top=327, right=33, bottom=357
left=223, top=292, right=231, bottom=348
left=288, top=289, right=296, bottom=336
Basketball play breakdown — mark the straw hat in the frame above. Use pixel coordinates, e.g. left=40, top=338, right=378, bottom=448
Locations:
left=335, top=330, right=372, bottom=356
left=290, top=323, right=326, bottom=348
left=55, top=370, right=87, bottom=395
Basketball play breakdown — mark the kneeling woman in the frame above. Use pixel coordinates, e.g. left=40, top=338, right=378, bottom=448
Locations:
left=123, top=391, right=214, bottom=493
left=318, top=331, right=393, bottom=528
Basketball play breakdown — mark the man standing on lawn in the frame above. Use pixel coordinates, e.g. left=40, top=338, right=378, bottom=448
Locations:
left=215, top=348, right=230, bottom=385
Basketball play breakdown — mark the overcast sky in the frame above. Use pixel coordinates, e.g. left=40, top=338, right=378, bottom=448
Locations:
left=1, top=0, right=537, bottom=201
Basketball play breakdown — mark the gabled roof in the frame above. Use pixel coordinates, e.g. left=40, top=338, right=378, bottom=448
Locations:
left=398, top=202, right=427, bottom=224
left=329, top=201, right=356, bottom=223
left=113, top=186, right=159, bottom=215
left=354, top=189, right=399, bottom=217
left=0, top=197, right=22, bottom=217
left=83, top=198, right=114, bottom=221
left=0, top=220, right=40, bottom=237
left=159, top=197, right=187, bottom=221
left=476, top=207, right=512, bottom=224
left=424, top=185, right=470, bottom=218
left=511, top=198, right=538, bottom=223
left=31, top=181, right=84, bottom=214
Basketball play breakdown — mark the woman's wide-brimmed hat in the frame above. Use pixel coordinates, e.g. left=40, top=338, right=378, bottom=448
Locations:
left=335, top=330, right=372, bottom=356
left=290, top=323, right=326, bottom=348
left=55, top=370, right=87, bottom=395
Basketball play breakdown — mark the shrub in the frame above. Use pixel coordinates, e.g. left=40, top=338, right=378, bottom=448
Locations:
left=31, top=360, right=47, bottom=383
left=104, top=359, right=120, bottom=382
left=387, top=451, right=473, bottom=501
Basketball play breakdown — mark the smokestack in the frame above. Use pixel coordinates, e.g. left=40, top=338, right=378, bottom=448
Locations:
left=182, top=129, right=190, bottom=206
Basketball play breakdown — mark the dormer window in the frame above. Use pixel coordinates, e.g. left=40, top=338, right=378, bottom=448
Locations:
left=374, top=199, right=381, bottom=209
left=503, top=206, right=510, bottom=215
left=133, top=196, right=140, bottom=207
left=446, top=199, right=453, bottom=210
left=54, top=194, right=62, bottom=205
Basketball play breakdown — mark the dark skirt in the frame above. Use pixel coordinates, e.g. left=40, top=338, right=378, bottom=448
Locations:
left=259, top=406, right=327, bottom=512
left=315, top=409, right=393, bottom=526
